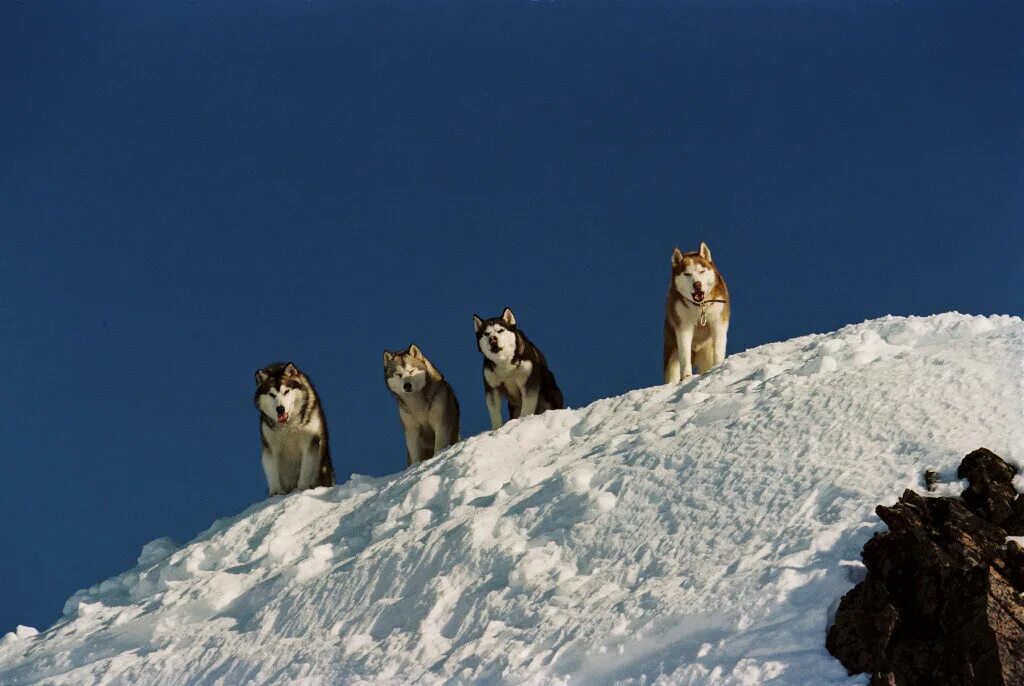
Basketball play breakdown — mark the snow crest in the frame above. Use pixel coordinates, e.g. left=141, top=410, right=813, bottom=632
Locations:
left=1, top=313, right=1021, bottom=685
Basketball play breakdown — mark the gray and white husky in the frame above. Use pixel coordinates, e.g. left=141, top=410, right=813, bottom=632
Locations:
left=473, top=307, right=564, bottom=430
left=254, top=362, right=335, bottom=495
left=383, top=344, right=460, bottom=467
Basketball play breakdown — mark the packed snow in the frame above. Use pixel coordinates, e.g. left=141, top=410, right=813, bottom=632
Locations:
left=1, top=313, right=1021, bottom=685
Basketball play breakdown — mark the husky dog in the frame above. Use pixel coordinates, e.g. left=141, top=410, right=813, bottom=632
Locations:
left=664, top=242, right=731, bottom=383
left=254, top=362, right=335, bottom=495
left=473, top=307, right=564, bottom=430
left=383, top=344, right=460, bottom=467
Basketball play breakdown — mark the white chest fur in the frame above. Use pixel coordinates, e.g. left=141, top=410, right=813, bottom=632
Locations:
left=673, top=298, right=723, bottom=325
left=484, top=359, right=533, bottom=390
left=262, top=417, right=321, bottom=461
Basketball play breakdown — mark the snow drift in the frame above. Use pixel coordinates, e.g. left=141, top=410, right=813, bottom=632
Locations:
left=1, top=313, right=1021, bottom=685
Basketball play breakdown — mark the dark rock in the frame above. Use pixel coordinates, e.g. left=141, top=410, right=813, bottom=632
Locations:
left=958, top=448, right=1020, bottom=530
left=827, top=448, right=1024, bottom=686
left=924, top=468, right=941, bottom=492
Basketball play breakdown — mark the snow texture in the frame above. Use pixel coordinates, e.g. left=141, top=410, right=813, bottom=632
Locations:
left=1, top=314, right=1021, bottom=685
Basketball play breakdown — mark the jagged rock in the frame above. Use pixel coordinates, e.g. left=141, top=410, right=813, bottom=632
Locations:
left=958, top=448, right=1021, bottom=532
left=827, top=448, right=1024, bottom=686
left=924, top=468, right=941, bottom=492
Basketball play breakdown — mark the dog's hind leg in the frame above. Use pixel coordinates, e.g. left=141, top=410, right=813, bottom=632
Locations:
left=664, top=356, right=681, bottom=384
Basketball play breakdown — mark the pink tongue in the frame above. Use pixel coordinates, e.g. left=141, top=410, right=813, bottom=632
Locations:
left=277, top=413, right=288, bottom=424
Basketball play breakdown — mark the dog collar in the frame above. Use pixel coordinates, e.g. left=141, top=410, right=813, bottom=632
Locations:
left=682, top=295, right=728, bottom=307
left=681, top=294, right=727, bottom=327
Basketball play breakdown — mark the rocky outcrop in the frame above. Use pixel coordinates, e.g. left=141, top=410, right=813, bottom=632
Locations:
left=827, top=448, right=1024, bottom=686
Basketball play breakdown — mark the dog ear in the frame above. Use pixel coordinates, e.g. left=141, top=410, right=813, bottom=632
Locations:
left=282, top=362, right=299, bottom=377
left=383, top=350, right=394, bottom=365
left=473, top=314, right=484, bottom=333
left=501, top=307, right=516, bottom=326
left=255, top=368, right=269, bottom=384
left=699, top=242, right=712, bottom=261
left=671, top=247, right=684, bottom=267
left=408, top=344, right=422, bottom=358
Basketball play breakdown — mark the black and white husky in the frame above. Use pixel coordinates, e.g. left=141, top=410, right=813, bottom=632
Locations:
left=254, top=362, right=335, bottom=496
left=383, top=344, right=460, bottom=467
left=473, top=307, right=564, bottom=430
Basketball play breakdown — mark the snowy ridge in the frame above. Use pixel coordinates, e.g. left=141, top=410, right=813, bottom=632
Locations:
left=1, top=313, right=1021, bottom=685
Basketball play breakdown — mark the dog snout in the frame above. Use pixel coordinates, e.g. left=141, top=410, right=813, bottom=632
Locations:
left=489, top=336, right=499, bottom=346
left=403, top=382, right=412, bottom=392
left=275, top=405, right=285, bottom=415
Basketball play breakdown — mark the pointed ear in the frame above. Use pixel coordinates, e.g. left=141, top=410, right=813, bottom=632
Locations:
left=383, top=350, right=394, bottom=365
left=473, top=314, right=484, bottom=333
left=408, top=344, right=422, bottom=358
left=255, top=369, right=269, bottom=384
left=282, top=362, right=299, bottom=377
left=699, top=242, right=712, bottom=261
left=501, top=307, right=516, bottom=326
left=671, top=247, right=684, bottom=267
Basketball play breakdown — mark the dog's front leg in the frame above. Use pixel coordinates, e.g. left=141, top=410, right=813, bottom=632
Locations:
left=676, top=326, right=694, bottom=380
left=712, top=323, right=728, bottom=366
left=297, top=438, right=323, bottom=490
left=430, top=424, right=449, bottom=457
left=518, top=385, right=539, bottom=417
left=403, top=428, right=423, bottom=466
left=427, top=403, right=452, bottom=457
left=262, top=449, right=284, bottom=497
left=485, top=387, right=503, bottom=430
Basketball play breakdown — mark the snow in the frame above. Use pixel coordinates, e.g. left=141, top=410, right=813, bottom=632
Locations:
left=0, top=626, right=39, bottom=646
left=1, top=313, right=1021, bottom=685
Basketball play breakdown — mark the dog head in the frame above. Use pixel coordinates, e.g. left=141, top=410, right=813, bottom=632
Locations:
left=383, top=345, right=432, bottom=395
left=254, top=362, right=310, bottom=425
left=473, top=307, right=519, bottom=363
left=671, top=242, right=719, bottom=303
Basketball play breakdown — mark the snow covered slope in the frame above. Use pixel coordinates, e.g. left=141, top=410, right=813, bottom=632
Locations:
left=2, top=314, right=1021, bottom=686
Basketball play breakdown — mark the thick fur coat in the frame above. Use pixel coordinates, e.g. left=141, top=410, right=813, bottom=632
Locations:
left=663, top=242, right=731, bottom=382
left=383, top=344, right=460, bottom=466
left=254, top=362, right=335, bottom=495
left=473, top=308, right=564, bottom=430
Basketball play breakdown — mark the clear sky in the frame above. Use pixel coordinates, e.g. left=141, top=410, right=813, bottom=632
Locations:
left=2, top=0, right=1021, bottom=633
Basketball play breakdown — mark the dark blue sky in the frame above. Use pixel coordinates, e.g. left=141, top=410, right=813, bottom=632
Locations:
left=2, top=1, right=1021, bottom=632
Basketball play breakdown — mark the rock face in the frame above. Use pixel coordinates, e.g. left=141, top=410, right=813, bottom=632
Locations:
left=827, top=448, right=1024, bottom=686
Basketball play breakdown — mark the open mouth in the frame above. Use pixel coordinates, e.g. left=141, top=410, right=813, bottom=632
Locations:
left=277, top=412, right=289, bottom=424
left=691, top=290, right=705, bottom=303
left=489, top=344, right=501, bottom=354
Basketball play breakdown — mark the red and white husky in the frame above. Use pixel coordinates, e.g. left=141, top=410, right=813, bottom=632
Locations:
left=663, top=242, right=731, bottom=382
